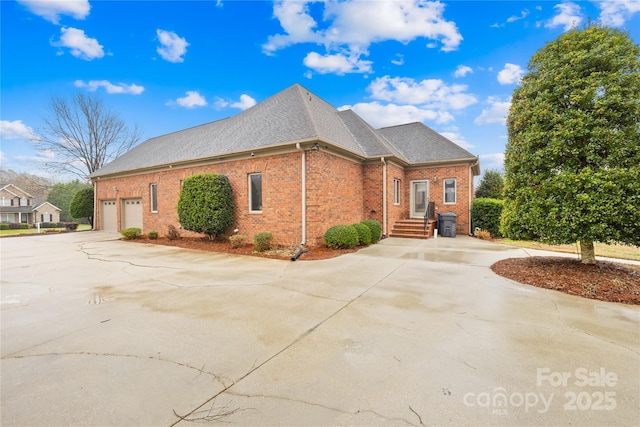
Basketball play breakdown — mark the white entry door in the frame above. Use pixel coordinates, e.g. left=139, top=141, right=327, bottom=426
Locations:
left=410, top=180, right=429, bottom=218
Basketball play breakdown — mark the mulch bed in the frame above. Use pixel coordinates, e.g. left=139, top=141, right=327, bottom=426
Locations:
left=492, top=257, right=640, bottom=305
left=129, top=236, right=359, bottom=261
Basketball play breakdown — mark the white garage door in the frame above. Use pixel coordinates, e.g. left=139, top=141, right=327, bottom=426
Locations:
left=122, top=199, right=143, bottom=230
left=101, top=200, right=117, bottom=232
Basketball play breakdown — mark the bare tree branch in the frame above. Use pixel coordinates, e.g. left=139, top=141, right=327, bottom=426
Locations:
left=34, top=93, right=141, bottom=181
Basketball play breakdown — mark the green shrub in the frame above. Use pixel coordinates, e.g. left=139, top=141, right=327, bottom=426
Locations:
left=120, top=227, right=142, bottom=240
left=361, top=219, right=382, bottom=243
left=229, top=234, right=247, bottom=248
left=0, top=224, right=9, bottom=230
left=64, top=222, right=79, bottom=231
left=254, top=232, right=273, bottom=252
left=20, top=223, right=30, bottom=229
left=148, top=231, right=159, bottom=240
left=324, top=225, right=359, bottom=249
left=351, top=223, right=372, bottom=246
left=471, top=198, right=504, bottom=238
left=167, top=224, right=181, bottom=240
left=177, top=174, right=235, bottom=240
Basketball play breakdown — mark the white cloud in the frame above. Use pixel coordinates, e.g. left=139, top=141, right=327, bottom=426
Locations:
left=474, top=97, right=511, bottom=125
left=596, top=0, right=640, bottom=27
left=168, top=91, right=207, bottom=108
left=497, top=63, right=524, bottom=85
left=303, top=51, right=373, bottom=75
left=391, top=54, right=404, bottom=66
left=479, top=153, right=506, bottom=171
left=74, top=80, right=144, bottom=95
left=230, top=94, right=257, bottom=110
left=341, top=102, right=453, bottom=128
left=439, top=127, right=473, bottom=149
left=545, top=2, right=582, bottom=32
left=17, top=0, right=90, bottom=24
left=156, top=29, right=189, bottom=63
left=454, top=65, right=473, bottom=78
left=215, top=94, right=257, bottom=110
left=507, top=9, right=530, bottom=23
left=263, top=0, right=462, bottom=74
left=52, top=27, right=104, bottom=60
left=0, top=120, right=37, bottom=140
left=368, top=76, right=477, bottom=110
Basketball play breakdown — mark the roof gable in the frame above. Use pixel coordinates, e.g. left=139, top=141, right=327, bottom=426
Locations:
left=34, top=201, right=62, bottom=211
left=0, top=183, right=34, bottom=198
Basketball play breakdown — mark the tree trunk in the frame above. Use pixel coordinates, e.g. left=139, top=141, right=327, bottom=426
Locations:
left=579, top=240, right=596, bottom=264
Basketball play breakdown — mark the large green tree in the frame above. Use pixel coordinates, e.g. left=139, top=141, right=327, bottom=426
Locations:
left=503, top=25, right=640, bottom=264
left=70, top=188, right=94, bottom=226
left=47, top=180, right=91, bottom=221
left=475, top=169, right=504, bottom=199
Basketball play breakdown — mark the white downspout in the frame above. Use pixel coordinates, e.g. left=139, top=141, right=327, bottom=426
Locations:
left=296, top=143, right=306, bottom=245
left=381, top=157, right=387, bottom=237
left=93, top=180, right=97, bottom=231
left=469, top=164, right=473, bottom=235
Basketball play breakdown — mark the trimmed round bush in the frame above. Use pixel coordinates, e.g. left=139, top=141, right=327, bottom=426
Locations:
left=19, top=223, right=30, bottom=229
left=361, top=219, right=382, bottom=243
left=0, top=224, right=9, bottom=230
left=120, top=227, right=142, bottom=240
left=351, top=223, right=372, bottom=246
left=254, top=232, right=273, bottom=252
left=324, top=225, right=359, bottom=249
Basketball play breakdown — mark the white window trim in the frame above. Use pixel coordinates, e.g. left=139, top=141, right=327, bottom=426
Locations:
left=150, top=183, right=158, bottom=213
left=249, top=173, right=262, bottom=213
left=444, top=178, right=456, bottom=204
left=393, top=178, right=401, bottom=205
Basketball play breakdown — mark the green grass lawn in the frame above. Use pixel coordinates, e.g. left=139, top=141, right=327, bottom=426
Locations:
left=498, top=239, right=640, bottom=262
left=0, top=224, right=92, bottom=236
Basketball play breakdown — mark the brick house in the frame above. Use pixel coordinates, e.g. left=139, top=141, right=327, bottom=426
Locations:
left=0, top=184, right=62, bottom=225
left=90, top=84, right=480, bottom=246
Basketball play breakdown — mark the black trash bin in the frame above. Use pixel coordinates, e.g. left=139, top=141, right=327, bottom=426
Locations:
left=438, top=213, right=457, bottom=238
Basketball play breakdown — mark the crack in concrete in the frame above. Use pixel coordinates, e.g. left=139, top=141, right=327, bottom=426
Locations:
left=171, top=260, right=409, bottom=426
left=547, top=296, right=640, bottom=357
left=5, top=351, right=231, bottom=386
left=225, top=391, right=419, bottom=425
left=79, top=243, right=185, bottom=270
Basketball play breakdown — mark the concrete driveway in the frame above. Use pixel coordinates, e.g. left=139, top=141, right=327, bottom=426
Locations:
left=1, top=232, right=638, bottom=426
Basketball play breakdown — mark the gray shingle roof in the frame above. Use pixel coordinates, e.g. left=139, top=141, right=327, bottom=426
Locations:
left=91, top=83, right=476, bottom=178
left=378, top=122, right=477, bottom=164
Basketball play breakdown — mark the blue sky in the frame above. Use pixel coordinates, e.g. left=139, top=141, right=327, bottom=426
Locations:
left=1, top=0, right=639, bottom=182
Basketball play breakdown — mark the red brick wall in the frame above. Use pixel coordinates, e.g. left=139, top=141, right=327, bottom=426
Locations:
left=94, top=151, right=475, bottom=245
left=406, top=164, right=472, bottom=234
left=95, top=152, right=303, bottom=245
left=386, top=162, right=407, bottom=236
left=305, top=150, right=364, bottom=246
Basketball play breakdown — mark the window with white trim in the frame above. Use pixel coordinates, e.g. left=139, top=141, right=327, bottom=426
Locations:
left=20, top=198, right=28, bottom=206
left=150, top=183, right=158, bottom=212
left=444, top=178, right=456, bottom=204
left=41, top=213, right=52, bottom=222
left=393, top=178, right=401, bottom=205
left=249, top=173, right=262, bottom=212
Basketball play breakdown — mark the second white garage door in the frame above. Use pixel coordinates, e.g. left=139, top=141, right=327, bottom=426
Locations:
left=122, top=199, right=143, bottom=230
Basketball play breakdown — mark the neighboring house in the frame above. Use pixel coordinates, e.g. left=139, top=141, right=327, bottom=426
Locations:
left=0, top=184, right=62, bottom=225
left=90, top=84, right=480, bottom=245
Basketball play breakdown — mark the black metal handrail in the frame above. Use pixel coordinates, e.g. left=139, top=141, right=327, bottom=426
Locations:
left=424, top=201, right=435, bottom=235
